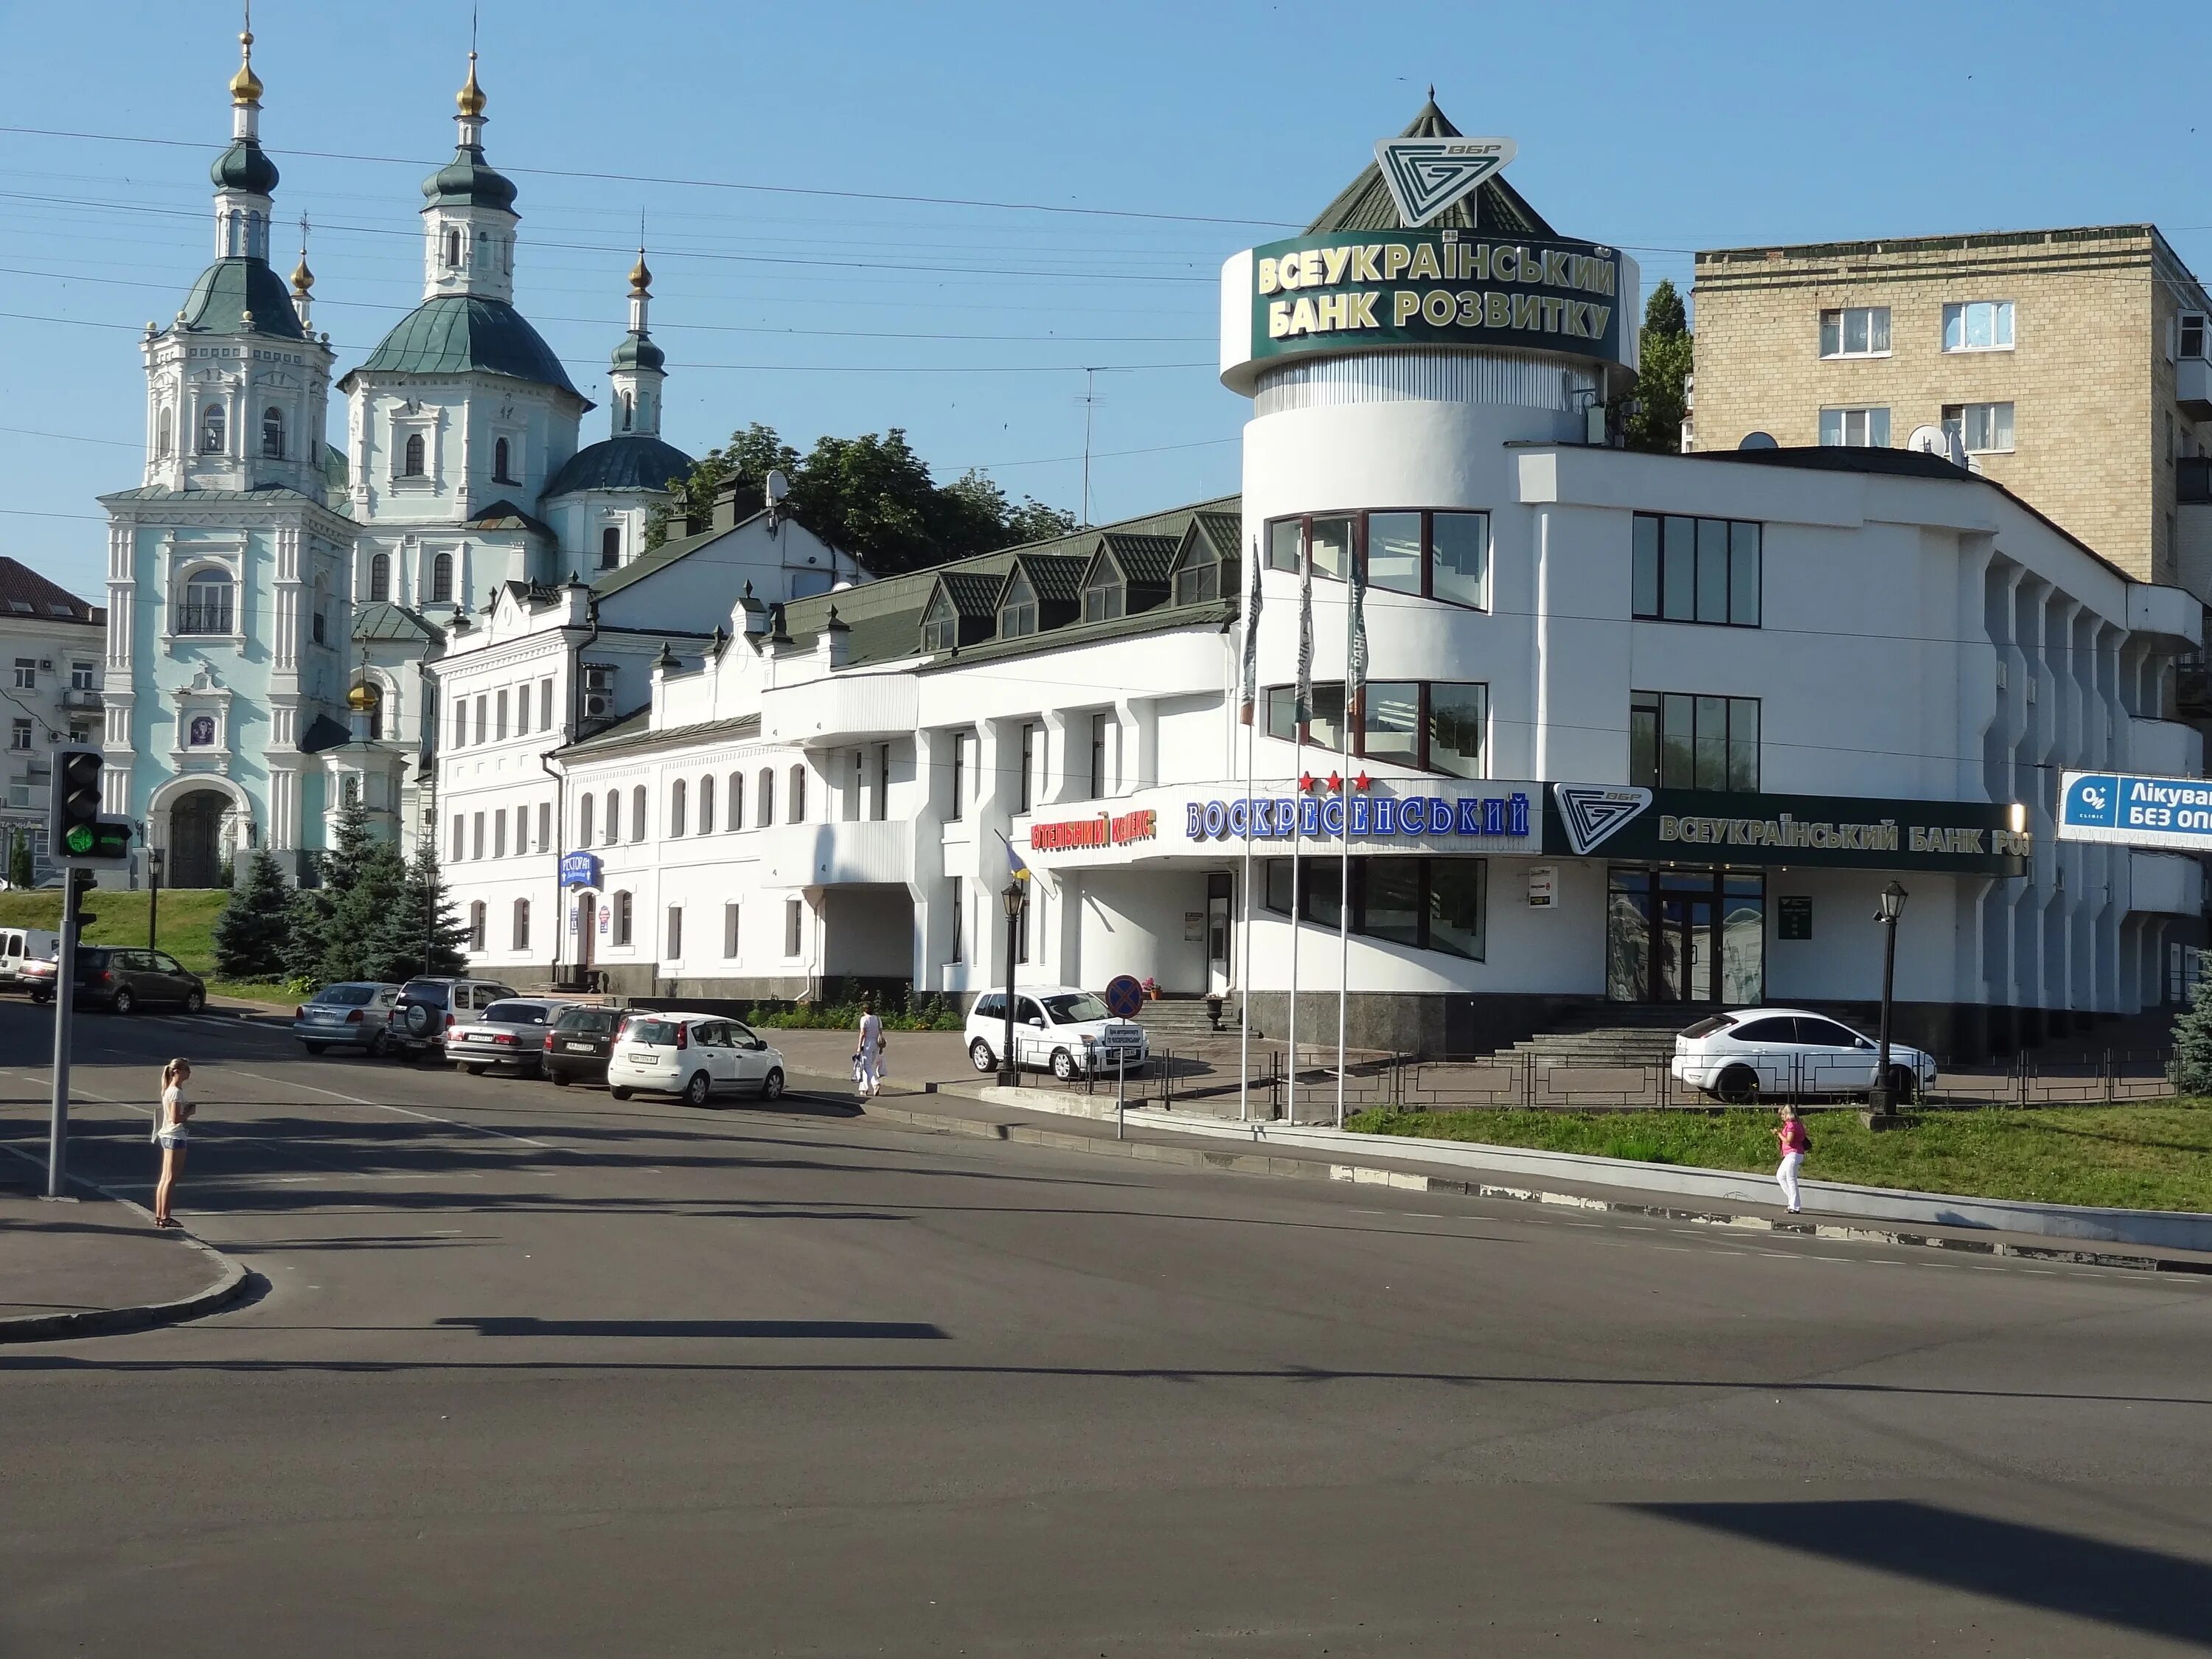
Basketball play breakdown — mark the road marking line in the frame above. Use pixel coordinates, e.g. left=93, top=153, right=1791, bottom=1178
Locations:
left=223, top=1068, right=559, bottom=1150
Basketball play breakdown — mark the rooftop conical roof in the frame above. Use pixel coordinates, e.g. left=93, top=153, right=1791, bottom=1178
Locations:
left=1305, top=100, right=1556, bottom=237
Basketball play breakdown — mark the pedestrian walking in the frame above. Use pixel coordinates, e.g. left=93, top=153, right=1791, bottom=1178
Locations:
left=150, top=1057, right=193, bottom=1229
left=855, top=996, right=887, bottom=1100
left=1774, top=1102, right=1811, bottom=1214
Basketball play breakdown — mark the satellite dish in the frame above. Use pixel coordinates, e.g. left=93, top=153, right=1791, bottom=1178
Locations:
left=1737, top=431, right=1778, bottom=450
left=1907, top=424, right=1947, bottom=453
left=765, top=468, right=790, bottom=506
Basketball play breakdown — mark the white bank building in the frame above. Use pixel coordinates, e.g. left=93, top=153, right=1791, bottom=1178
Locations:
left=441, top=105, right=2205, bottom=1059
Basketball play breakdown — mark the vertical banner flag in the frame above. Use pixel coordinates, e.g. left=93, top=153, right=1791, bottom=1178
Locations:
left=1295, top=546, right=1315, bottom=723
left=1239, top=538, right=1263, bottom=725
left=1348, top=546, right=1368, bottom=706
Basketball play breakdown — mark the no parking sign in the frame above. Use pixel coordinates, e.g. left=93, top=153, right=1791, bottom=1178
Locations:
left=1105, top=975, right=1145, bottom=1020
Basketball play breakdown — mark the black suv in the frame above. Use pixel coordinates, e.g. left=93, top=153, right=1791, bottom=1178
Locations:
left=75, top=947, right=207, bottom=1015
left=543, top=1005, right=629, bottom=1087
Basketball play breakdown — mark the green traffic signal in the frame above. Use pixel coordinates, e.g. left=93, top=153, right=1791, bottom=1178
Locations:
left=63, top=820, right=131, bottom=860
left=65, top=826, right=93, bottom=854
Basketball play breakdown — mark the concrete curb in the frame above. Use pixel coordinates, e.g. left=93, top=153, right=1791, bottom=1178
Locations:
left=858, top=1099, right=2212, bottom=1278
left=0, top=1141, right=252, bottom=1343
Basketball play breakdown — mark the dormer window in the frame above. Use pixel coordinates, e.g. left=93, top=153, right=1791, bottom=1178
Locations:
left=999, top=571, right=1038, bottom=639
left=922, top=589, right=959, bottom=653
left=1175, top=536, right=1222, bottom=604
left=262, top=406, right=285, bottom=461
left=199, top=403, right=225, bottom=455
left=1082, top=565, right=1124, bottom=624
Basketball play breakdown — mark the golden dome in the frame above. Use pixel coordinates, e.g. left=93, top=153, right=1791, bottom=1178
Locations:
left=291, top=254, right=314, bottom=293
left=229, top=30, right=263, bottom=105
left=456, top=50, right=486, bottom=117
left=346, top=680, right=381, bottom=712
left=628, top=252, right=652, bottom=295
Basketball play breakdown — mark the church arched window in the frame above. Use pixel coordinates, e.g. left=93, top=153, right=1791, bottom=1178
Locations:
left=156, top=408, right=173, bottom=458
left=178, top=570, right=234, bottom=636
left=621, top=392, right=633, bottom=432
left=369, top=553, right=391, bottom=602
left=445, top=229, right=462, bottom=268
left=262, top=406, right=285, bottom=461
left=493, top=437, right=511, bottom=481
left=200, top=403, right=226, bottom=454
left=600, top=526, right=620, bottom=569
left=602, top=789, right=619, bottom=847
left=226, top=211, right=243, bottom=256
left=403, top=433, right=425, bottom=478
left=431, top=552, right=453, bottom=605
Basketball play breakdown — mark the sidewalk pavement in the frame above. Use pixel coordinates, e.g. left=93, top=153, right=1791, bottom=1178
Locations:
left=849, top=1082, right=2212, bottom=1277
left=0, top=1146, right=248, bottom=1341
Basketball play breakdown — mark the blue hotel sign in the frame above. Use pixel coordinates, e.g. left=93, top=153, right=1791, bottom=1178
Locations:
left=2058, top=771, right=2212, bottom=852
left=1186, top=788, right=1534, bottom=846
left=558, top=851, right=603, bottom=889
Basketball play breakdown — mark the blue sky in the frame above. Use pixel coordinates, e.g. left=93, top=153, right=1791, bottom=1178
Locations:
left=4, top=0, right=2205, bottom=599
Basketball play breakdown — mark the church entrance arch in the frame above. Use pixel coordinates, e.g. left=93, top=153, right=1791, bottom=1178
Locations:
left=168, top=790, right=232, bottom=888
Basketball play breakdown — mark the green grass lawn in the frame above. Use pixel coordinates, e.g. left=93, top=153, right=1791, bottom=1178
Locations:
left=0, top=888, right=292, bottom=1004
left=1345, top=1103, right=2212, bottom=1213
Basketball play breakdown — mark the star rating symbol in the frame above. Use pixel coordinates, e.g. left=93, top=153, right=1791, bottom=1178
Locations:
left=1352, top=771, right=1373, bottom=791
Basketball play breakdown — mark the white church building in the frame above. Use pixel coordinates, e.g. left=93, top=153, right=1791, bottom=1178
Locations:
left=97, top=28, right=697, bottom=886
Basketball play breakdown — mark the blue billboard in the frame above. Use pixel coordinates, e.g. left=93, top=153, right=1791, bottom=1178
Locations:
left=2057, top=771, right=2212, bottom=852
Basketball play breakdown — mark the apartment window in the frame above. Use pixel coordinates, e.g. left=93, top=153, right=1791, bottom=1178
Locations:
left=474, top=695, right=488, bottom=746
left=514, top=689, right=529, bottom=739
left=1265, top=857, right=1487, bottom=961
left=1082, top=565, right=1124, bottom=623
left=600, top=526, right=620, bottom=570
left=666, top=905, right=683, bottom=960
left=1632, top=513, right=1761, bottom=627
left=493, top=437, right=512, bottom=483
left=512, top=899, right=529, bottom=952
left=450, top=813, right=464, bottom=860
left=1630, top=691, right=1760, bottom=792
left=9, top=719, right=30, bottom=752
left=467, top=901, right=486, bottom=952
left=262, top=405, right=286, bottom=461
left=1089, top=712, right=1109, bottom=799
left=1943, top=401, right=2015, bottom=455
left=727, top=771, right=745, bottom=831
left=947, top=876, right=963, bottom=962
left=698, top=774, right=715, bottom=835
left=1267, top=517, right=1302, bottom=573
left=784, top=897, right=803, bottom=958
left=1942, top=300, right=2014, bottom=353
left=1174, top=535, right=1226, bottom=604
left=540, top=678, right=553, bottom=731
left=948, top=732, right=966, bottom=821
left=723, top=902, right=740, bottom=959
left=603, top=789, right=619, bottom=847
left=2183, top=313, right=2209, bottom=361
left=369, top=553, right=390, bottom=602
left=70, top=661, right=95, bottom=692
left=11, top=658, right=32, bottom=690
left=177, top=571, right=234, bottom=636
left=669, top=778, right=686, bottom=837
left=757, top=768, right=774, bottom=827
left=1818, top=406, right=1890, bottom=448
left=536, top=801, right=550, bottom=852
left=1818, top=306, right=1891, bottom=358
left=846, top=751, right=863, bottom=823
left=493, top=810, right=507, bottom=859
left=613, top=890, right=633, bottom=947
left=1270, top=510, right=1489, bottom=609
left=1265, top=680, right=1487, bottom=778
left=875, top=744, right=890, bottom=822
left=471, top=812, right=485, bottom=860
left=1018, top=723, right=1036, bottom=813
left=495, top=690, right=509, bottom=741
left=1000, top=571, right=1039, bottom=639
left=578, top=793, right=594, bottom=847
left=631, top=785, right=647, bottom=841
left=200, top=403, right=225, bottom=454
left=787, top=764, right=807, bottom=822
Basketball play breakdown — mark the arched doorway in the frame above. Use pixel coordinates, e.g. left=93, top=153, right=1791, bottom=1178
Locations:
left=169, top=790, right=231, bottom=888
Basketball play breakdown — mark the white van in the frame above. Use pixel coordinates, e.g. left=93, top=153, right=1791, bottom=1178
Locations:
left=0, top=928, right=60, bottom=987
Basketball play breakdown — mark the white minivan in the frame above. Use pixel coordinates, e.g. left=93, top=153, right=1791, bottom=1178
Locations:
left=606, top=1012, right=787, bottom=1107
left=966, top=987, right=1149, bottom=1082
left=0, top=928, right=60, bottom=987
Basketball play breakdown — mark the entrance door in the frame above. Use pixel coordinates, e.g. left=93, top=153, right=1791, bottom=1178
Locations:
left=1206, top=873, right=1232, bottom=995
left=168, top=790, right=228, bottom=888
left=1607, top=868, right=1764, bottom=1004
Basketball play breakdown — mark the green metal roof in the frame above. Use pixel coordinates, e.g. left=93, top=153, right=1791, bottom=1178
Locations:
left=1306, top=100, right=1557, bottom=238
left=933, top=571, right=1003, bottom=618
left=1095, top=532, right=1180, bottom=586
left=211, top=136, right=279, bottom=195
left=351, top=601, right=444, bottom=644
left=545, top=434, right=692, bottom=498
left=349, top=295, right=581, bottom=398
left=611, top=330, right=665, bottom=372
left=422, top=142, right=518, bottom=212
left=558, top=709, right=762, bottom=762
left=175, top=257, right=305, bottom=340
left=464, top=498, right=558, bottom=540
left=1009, top=553, right=1086, bottom=605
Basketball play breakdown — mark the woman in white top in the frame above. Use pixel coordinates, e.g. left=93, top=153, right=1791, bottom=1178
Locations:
left=151, top=1057, right=192, bottom=1228
left=855, top=997, right=886, bottom=1100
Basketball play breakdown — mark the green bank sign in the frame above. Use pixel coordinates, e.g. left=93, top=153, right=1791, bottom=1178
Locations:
left=1246, top=229, right=1630, bottom=372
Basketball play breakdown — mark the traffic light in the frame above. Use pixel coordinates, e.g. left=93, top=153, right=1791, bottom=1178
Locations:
left=48, top=748, right=130, bottom=862
left=69, top=865, right=97, bottom=934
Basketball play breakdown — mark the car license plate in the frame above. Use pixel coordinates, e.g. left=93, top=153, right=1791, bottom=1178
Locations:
left=564, top=1043, right=594, bottom=1054
left=465, top=1031, right=493, bottom=1043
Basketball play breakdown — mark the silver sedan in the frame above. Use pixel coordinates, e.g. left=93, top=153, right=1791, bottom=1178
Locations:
left=293, top=982, right=402, bottom=1056
left=443, top=997, right=577, bottom=1077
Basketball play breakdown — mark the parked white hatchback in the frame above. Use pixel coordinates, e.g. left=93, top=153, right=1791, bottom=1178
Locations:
left=1672, top=1008, right=1937, bottom=1104
left=605, top=1012, right=787, bottom=1107
left=965, top=987, right=1149, bottom=1082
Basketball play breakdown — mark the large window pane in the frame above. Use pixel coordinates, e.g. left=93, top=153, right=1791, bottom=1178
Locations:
left=1427, top=683, right=1486, bottom=779
left=1660, top=692, right=1695, bottom=786
left=1266, top=686, right=1298, bottom=742
left=1368, top=512, right=1423, bottom=596
left=1661, top=516, right=1696, bottom=621
left=1363, top=681, right=1421, bottom=765
left=1728, top=698, right=1760, bottom=790
left=1820, top=313, right=1840, bottom=358
left=1843, top=308, right=1869, bottom=354
left=1819, top=408, right=1843, bottom=445
left=1728, top=521, right=1761, bottom=625
left=1310, top=515, right=1353, bottom=581
left=1362, top=859, right=1422, bottom=946
left=1430, top=512, right=1489, bottom=609
left=1630, top=692, right=1658, bottom=788
left=1306, top=857, right=1343, bottom=931
left=1267, top=518, right=1302, bottom=573
left=1696, top=518, right=1729, bottom=622
left=1694, top=695, right=1728, bottom=790
left=1309, top=681, right=1348, bottom=753
left=1427, top=859, right=1487, bottom=960
left=1632, top=514, right=1660, bottom=618
left=1265, top=860, right=1296, bottom=915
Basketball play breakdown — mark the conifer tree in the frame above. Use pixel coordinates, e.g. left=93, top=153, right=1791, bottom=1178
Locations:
left=319, top=841, right=408, bottom=984
left=2168, top=973, right=2212, bottom=1095
left=212, top=848, right=293, bottom=980
left=6, top=830, right=31, bottom=889
left=281, top=793, right=376, bottom=982
left=365, top=843, right=470, bottom=982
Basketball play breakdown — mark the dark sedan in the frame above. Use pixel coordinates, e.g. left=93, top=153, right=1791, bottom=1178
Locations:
left=543, top=1004, right=629, bottom=1087
left=73, top=947, right=206, bottom=1015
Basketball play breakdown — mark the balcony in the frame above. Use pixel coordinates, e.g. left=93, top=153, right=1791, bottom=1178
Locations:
left=761, top=673, right=919, bottom=745
left=757, top=819, right=913, bottom=888
left=60, top=687, right=102, bottom=711
left=2180, top=358, right=2212, bottom=421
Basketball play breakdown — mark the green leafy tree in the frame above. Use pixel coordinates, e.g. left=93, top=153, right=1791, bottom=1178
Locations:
left=363, top=843, right=470, bottom=983
left=6, top=830, right=31, bottom=889
left=2168, top=973, right=2212, bottom=1094
left=1626, top=278, right=1693, bottom=455
left=644, top=422, right=801, bottom=550
left=212, top=848, right=293, bottom=980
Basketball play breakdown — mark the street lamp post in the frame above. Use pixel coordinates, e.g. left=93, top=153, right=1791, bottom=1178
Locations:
left=1865, top=880, right=1908, bottom=1127
left=145, top=846, right=164, bottom=953
left=998, top=878, right=1026, bottom=1088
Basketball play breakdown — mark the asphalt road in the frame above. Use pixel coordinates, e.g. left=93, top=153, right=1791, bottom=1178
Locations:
left=3, top=998, right=2211, bottom=1656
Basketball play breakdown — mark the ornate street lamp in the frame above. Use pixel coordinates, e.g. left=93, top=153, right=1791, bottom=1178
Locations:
left=998, top=877, right=1028, bottom=1088
left=1866, top=880, right=1908, bottom=1125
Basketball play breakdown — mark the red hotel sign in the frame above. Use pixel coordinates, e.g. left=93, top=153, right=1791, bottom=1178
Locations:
left=1030, top=808, right=1158, bottom=852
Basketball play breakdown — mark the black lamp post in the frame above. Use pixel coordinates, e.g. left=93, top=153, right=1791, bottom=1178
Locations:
left=1866, top=880, right=1907, bottom=1124
left=998, top=877, right=1027, bottom=1087
left=145, top=846, right=164, bottom=952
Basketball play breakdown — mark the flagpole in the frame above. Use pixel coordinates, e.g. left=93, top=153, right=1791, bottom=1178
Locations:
left=1288, top=543, right=1313, bottom=1127
left=1237, top=540, right=1261, bottom=1124
left=1335, top=550, right=1357, bottom=1130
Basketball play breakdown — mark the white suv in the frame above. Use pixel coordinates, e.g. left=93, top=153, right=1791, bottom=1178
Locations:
left=606, top=1012, right=787, bottom=1107
left=966, top=987, right=1149, bottom=1082
left=1671, top=1008, right=1936, bottom=1104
